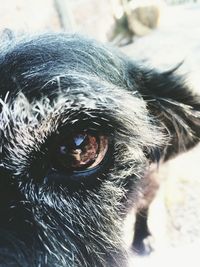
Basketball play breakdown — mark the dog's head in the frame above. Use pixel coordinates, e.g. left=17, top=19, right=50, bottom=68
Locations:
left=0, top=33, right=200, bottom=266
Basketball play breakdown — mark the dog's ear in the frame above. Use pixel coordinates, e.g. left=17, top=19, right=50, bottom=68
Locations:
left=138, top=67, right=200, bottom=160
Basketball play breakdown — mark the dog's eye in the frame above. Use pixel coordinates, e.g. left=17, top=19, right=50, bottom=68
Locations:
left=51, top=132, right=109, bottom=173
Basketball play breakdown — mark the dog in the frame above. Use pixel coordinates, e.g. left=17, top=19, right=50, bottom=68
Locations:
left=0, top=32, right=200, bottom=267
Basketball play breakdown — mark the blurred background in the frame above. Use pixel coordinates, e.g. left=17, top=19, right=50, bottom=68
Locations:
left=0, top=0, right=200, bottom=263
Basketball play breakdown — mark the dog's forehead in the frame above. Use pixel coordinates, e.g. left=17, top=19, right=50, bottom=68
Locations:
left=0, top=33, right=132, bottom=100
left=0, top=33, right=149, bottom=140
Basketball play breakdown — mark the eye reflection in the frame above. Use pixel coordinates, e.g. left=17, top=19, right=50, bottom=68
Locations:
left=51, top=132, right=109, bottom=172
left=74, top=134, right=86, bottom=147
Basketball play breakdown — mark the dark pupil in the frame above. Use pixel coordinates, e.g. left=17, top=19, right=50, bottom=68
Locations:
left=56, top=134, right=99, bottom=170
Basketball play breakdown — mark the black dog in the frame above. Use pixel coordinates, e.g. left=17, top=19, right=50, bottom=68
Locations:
left=0, top=32, right=200, bottom=267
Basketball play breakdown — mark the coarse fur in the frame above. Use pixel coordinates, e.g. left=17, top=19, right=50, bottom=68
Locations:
left=0, top=32, right=200, bottom=267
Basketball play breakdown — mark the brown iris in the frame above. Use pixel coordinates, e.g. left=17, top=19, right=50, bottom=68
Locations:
left=53, top=132, right=108, bottom=171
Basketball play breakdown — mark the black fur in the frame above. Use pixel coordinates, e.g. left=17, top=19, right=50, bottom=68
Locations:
left=0, top=32, right=200, bottom=267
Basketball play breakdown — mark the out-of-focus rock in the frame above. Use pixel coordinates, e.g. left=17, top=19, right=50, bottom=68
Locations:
left=125, top=0, right=164, bottom=36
